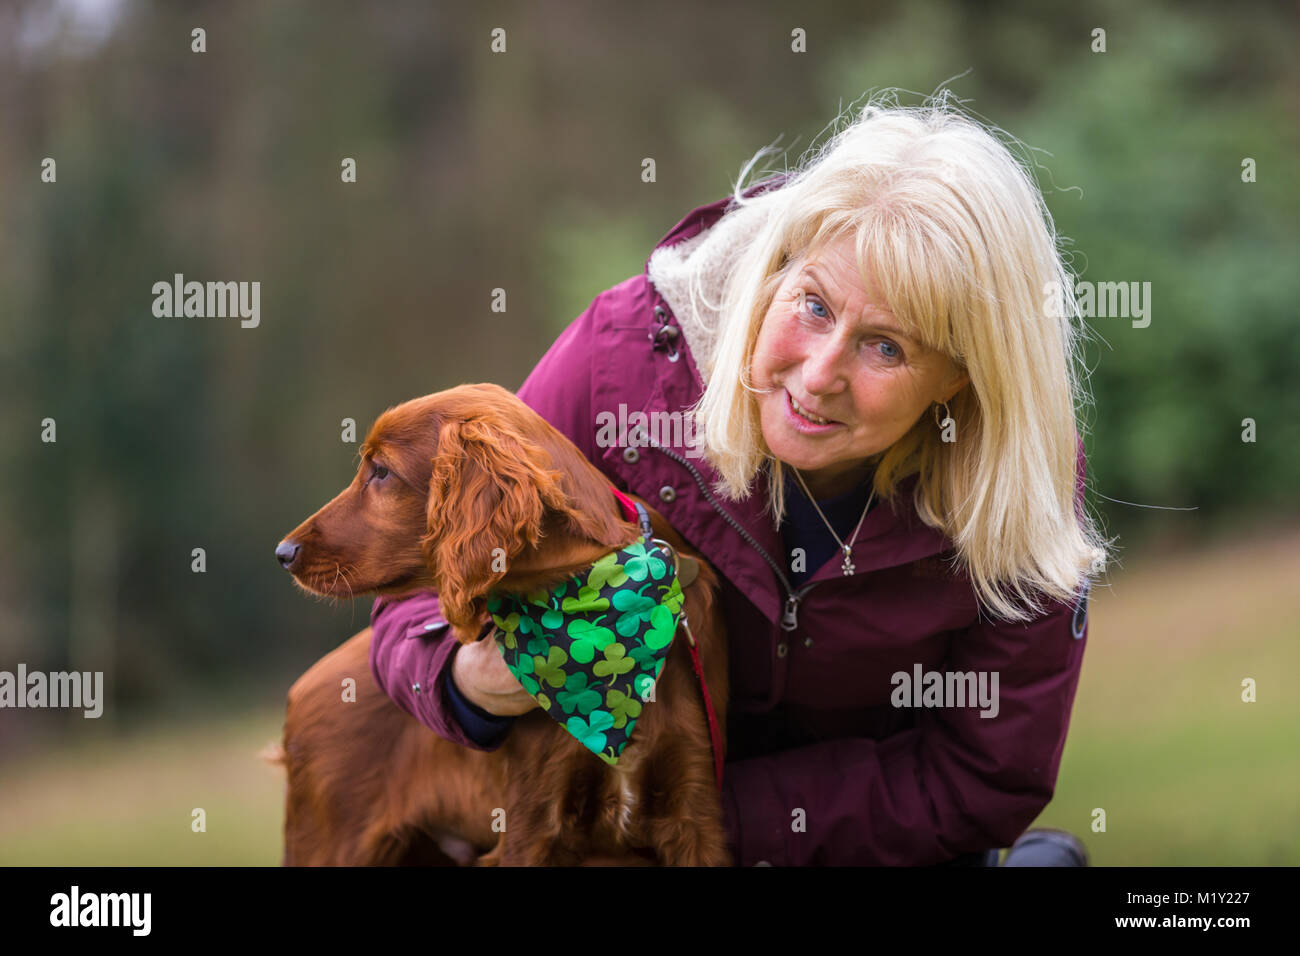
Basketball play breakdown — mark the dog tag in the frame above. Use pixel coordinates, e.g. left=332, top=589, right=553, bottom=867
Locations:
left=677, top=555, right=700, bottom=588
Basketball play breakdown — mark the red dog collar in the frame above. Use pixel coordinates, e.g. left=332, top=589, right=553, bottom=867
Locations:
left=608, top=486, right=724, bottom=793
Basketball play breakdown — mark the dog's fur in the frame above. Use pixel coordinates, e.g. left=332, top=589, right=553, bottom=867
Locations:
left=272, top=384, right=730, bottom=865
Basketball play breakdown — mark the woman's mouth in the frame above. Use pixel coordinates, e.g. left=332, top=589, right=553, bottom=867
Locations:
left=784, top=390, right=840, bottom=432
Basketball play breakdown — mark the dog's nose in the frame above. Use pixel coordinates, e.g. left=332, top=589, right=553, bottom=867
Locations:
left=275, top=540, right=301, bottom=570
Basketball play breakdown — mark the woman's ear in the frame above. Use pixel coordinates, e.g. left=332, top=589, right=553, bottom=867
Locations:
left=422, top=417, right=569, bottom=630
left=941, top=367, right=971, bottom=404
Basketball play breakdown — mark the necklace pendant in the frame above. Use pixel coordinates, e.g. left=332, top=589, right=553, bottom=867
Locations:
left=841, top=548, right=855, bottom=576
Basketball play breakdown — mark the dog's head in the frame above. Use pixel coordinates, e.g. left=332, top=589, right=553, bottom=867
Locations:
left=276, top=383, right=637, bottom=630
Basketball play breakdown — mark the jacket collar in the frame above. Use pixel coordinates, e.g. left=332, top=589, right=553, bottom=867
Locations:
left=645, top=174, right=787, bottom=389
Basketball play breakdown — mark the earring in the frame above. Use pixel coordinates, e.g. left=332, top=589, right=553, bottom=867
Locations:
left=933, top=400, right=951, bottom=428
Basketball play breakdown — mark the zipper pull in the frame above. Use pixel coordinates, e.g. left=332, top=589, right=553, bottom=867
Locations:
left=781, top=594, right=800, bottom=631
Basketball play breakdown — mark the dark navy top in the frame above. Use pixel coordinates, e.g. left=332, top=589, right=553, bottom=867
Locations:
left=443, top=652, right=515, bottom=747
left=779, top=466, right=877, bottom=588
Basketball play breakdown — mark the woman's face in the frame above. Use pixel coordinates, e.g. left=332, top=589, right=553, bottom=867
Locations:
left=750, top=232, right=969, bottom=498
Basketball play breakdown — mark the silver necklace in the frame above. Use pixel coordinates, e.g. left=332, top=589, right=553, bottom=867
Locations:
left=791, top=468, right=877, bottom=576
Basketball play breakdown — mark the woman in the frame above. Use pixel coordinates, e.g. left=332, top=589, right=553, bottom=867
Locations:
left=369, top=98, right=1108, bottom=866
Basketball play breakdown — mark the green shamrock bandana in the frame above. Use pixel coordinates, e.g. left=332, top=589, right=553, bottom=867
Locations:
left=486, top=538, right=684, bottom=766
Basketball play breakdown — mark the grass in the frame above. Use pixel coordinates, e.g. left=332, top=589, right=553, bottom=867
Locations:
left=0, top=708, right=286, bottom=865
left=1030, top=527, right=1300, bottom=865
left=2, top=527, right=1297, bottom=865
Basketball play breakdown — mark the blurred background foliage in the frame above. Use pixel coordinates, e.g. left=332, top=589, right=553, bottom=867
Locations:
left=0, top=0, right=1297, bottom=863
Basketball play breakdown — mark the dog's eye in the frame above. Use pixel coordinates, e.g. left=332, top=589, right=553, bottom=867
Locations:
left=373, top=465, right=389, bottom=480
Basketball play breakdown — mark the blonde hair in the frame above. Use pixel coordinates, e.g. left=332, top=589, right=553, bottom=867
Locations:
left=691, top=91, right=1110, bottom=623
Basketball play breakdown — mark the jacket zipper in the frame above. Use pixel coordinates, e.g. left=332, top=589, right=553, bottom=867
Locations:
left=647, top=441, right=819, bottom=631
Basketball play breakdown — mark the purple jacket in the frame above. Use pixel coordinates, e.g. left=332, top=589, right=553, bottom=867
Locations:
left=370, top=177, right=1090, bottom=866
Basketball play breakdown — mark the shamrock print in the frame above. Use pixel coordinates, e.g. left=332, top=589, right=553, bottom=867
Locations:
left=592, top=642, right=634, bottom=679
left=489, top=606, right=522, bottom=648
left=566, top=618, right=616, bottom=664
left=562, top=584, right=609, bottom=614
left=612, top=585, right=658, bottom=637
left=622, top=542, right=667, bottom=582
left=627, top=640, right=661, bottom=669
left=533, top=646, right=569, bottom=689
left=605, top=688, right=643, bottom=728
left=643, top=603, right=678, bottom=650
left=568, top=710, right=615, bottom=756
left=633, top=672, right=656, bottom=702
left=502, top=648, right=539, bottom=696
left=586, top=552, right=628, bottom=590
left=659, top=576, right=684, bottom=614
left=556, top=672, right=603, bottom=716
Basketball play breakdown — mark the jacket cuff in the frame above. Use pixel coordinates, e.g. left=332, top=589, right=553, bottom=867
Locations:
left=441, top=659, right=516, bottom=748
left=367, top=592, right=498, bottom=751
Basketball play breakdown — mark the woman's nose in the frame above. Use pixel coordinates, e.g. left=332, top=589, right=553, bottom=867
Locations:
left=801, top=337, right=849, bottom=395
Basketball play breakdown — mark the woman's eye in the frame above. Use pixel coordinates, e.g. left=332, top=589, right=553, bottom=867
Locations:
left=877, top=341, right=900, bottom=360
left=795, top=290, right=828, bottom=319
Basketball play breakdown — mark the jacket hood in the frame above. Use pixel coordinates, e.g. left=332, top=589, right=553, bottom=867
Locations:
left=645, top=178, right=785, bottom=385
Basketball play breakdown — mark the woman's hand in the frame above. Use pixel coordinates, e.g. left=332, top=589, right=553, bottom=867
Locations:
left=451, top=637, right=538, bottom=716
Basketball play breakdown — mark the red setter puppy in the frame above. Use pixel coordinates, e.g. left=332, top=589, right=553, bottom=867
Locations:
left=273, top=383, right=730, bottom=866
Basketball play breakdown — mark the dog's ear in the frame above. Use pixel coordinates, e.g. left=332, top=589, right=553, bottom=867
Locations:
left=422, top=416, right=571, bottom=630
